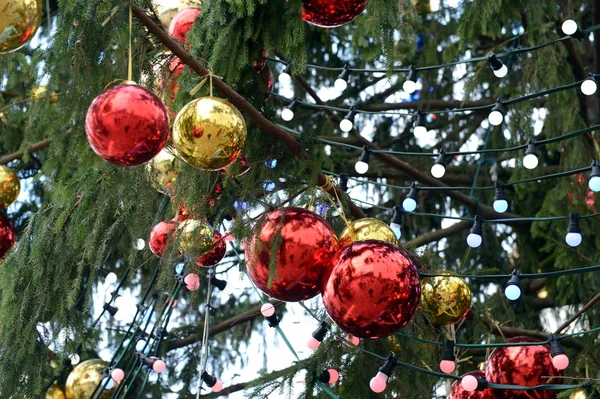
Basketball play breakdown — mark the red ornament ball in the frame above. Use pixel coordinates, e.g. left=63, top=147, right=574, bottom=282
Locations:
left=0, top=212, right=16, bottom=260
left=149, top=220, right=179, bottom=259
left=485, top=336, right=562, bottom=399
left=85, top=84, right=169, bottom=167
left=196, top=232, right=226, bottom=267
left=245, top=207, right=338, bottom=302
left=448, top=371, right=494, bottom=399
left=169, top=8, right=201, bottom=43
left=321, top=240, right=420, bottom=338
left=301, top=0, right=369, bottom=28
left=168, top=56, right=185, bottom=97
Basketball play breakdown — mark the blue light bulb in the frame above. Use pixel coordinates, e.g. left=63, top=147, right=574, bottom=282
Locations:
left=505, top=284, right=521, bottom=301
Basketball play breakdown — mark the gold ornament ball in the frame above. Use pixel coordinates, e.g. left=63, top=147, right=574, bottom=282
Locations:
left=145, top=147, right=180, bottom=194
left=31, top=85, right=59, bottom=104
left=172, top=97, right=247, bottom=171
left=339, top=218, right=398, bottom=247
left=65, top=359, right=117, bottom=399
left=0, top=165, right=20, bottom=208
left=0, top=0, right=42, bottom=54
left=569, top=389, right=587, bottom=399
left=420, top=271, right=472, bottom=325
left=177, top=219, right=216, bottom=258
left=154, top=0, right=201, bottom=28
left=46, top=384, right=66, bottom=399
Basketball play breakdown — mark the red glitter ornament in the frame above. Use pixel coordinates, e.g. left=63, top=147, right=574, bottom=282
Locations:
left=245, top=207, right=338, bottom=302
left=261, top=66, right=274, bottom=101
left=149, top=220, right=179, bottom=259
left=169, top=8, right=201, bottom=43
left=301, top=0, right=369, bottom=28
left=85, top=84, right=169, bottom=167
left=448, top=371, right=494, bottom=399
left=321, top=240, right=420, bottom=338
left=485, top=336, right=562, bottom=399
left=0, top=212, right=16, bottom=260
left=196, top=232, right=226, bottom=267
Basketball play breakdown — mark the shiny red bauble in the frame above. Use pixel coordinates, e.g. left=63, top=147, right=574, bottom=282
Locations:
left=301, top=0, right=369, bottom=28
left=85, top=84, right=169, bottom=167
left=0, top=212, right=16, bottom=260
left=196, top=232, right=226, bottom=267
left=149, top=220, right=179, bottom=259
left=169, top=8, right=201, bottom=43
left=245, top=207, right=338, bottom=302
left=485, top=336, right=562, bottom=399
left=448, top=371, right=494, bottom=399
left=169, top=56, right=184, bottom=97
left=321, top=240, right=420, bottom=338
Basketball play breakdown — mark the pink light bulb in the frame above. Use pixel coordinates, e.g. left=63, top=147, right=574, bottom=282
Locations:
left=552, top=354, right=569, bottom=370
left=211, top=379, right=223, bottom=392
left=461, top=375, right=478, bottom=392
left=345, top=335, right=360, bottom=346
left=261, top=303, right=275, bottom=317
left=111, top=368, right=125, bottom=382
left=307, top=336, right=321, bottom=350
left=224, top=233, right=235, bottom=242
left=153, top=359, right=167, bottom=373
left=369, top=372, right=388, bottom=393
left=184, top=273, right=200, bottom=291
left=327, top=369, right=339, bottom=384
left=439, top=360, right=456, bottom=374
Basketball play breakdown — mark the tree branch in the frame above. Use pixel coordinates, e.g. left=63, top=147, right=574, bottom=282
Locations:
left=404, top=220, right=472, bottom=248
left=554, top=289, right=600, bottom=334
left=0, top=139, right=53, bottom=165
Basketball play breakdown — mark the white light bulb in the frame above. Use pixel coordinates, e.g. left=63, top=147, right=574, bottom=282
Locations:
left=135, top=339, right=147, bottom=352
left=402, top=197, right=417, bottom=212
left=581, top=79, right=597, bottom=96
left=523, top=153, right=539, bottom=169
left=466, top=233, right=482, bottom=248
left=355, top=161, right=369, bottom=175
left=105, top=272, right=118, bottom=285
left=334, top=78, right=348, bottom=92
left=431, top=164, right=446, bottom=178
left=561, top=19, right=578, bottom=36
left=493, top=199, right=508, bottom=213
left=493, top=64, right=508, bottom=78
left=589, top=176, right=600, bottom=192
left=281, top=108, right=294, bottom=121
left=505, top=284, right=521, bottom=301
left=403, top=79, right=417, bottom=94
left=565, top=232, right=582, bottom=247
left=488, top=110, right=504, bottom=126
left=413, top=125, right=428, bottom=138
left=135, top=238, right=146, bottom=250
left=102, top=377, right=115, bottom=390
left=69, top=354, right=81, bottom=366
left=390, top=222, right=401, bottom=239
left=339, top=118, right=353, bottom=132
left=278, top=72, right=291, bottom=85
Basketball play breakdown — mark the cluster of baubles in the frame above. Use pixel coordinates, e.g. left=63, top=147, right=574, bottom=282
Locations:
left=245, top=208, right=473, bottom=339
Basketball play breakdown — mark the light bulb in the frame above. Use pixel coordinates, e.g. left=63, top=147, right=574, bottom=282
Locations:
left=565, top=232, right=582, bottom=247
left=135, top=238, right=146, bottom=250
left=345, top=334, right=360, bottom=347
left=102, top=377, right=115, bottom=390
left=466, top=233, right=482, bottom=248
left=431, top=163, right=446, bottom=178
left=234, top=200, right=248, bottom=211
left=281, top=108, right=294, bottom=121
left=581, top=78, right=597, bottom=96
left=589, top=176, right=600, bottom=192
left=260, top=303, right=275, bottom=317
left=439, top=360, right=456, bottom=374
left=105, top=272, right=118, bottom=285
left=263, top=179, right=276, bottom=191
left=461, top=375, right=478, bottom=392
left=111, top=368, right=125, bottom=382
left=327, top=369, right=339, bottom=384
left=153, top=359, right=167, bottom=373
left=136, top=339, right=147, bottom=352
left=340, top=118, right=353, bottom=132
left=493, top=199, right=508, bottom=213
left=69, top=354, right=81, bottom=366
left=413, top=125, right=428, bottom=138
left=369, top=372, right=388, bottom=393
left=505, top=284, right=521, bottom=301
left=334, top=78, right=348, bottom=92
left=493, top=64, right=508, bottom=78
left=211, top=379, right=223, bottom=393
left=264, top=159, right=278, bottom=168
left=355, top=161, right=369, bottom=174
left=552, top=354, right=569, bottom=370
left=561, top=19, right=578, bottom=36
left=523, top=153, right=539, bottom=169
left=307, top=336, right=321, bottom=350
left=488, top=110, right=504, bottom=126
left=390, top=222, right=401, bottom=239
left=402, top=197, right=417, bottom=212
left=278, top=72, right=291, bottom=85
left=403, top=79, right=416, bottom=94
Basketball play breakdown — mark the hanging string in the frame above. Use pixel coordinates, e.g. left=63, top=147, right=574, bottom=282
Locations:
left=128, top=0, right=133, bottom=82
left=196, top=270, right=215, bottom=399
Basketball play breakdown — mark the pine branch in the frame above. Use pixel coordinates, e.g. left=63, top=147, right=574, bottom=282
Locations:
left=0, top=139, right=53, bottom=165
left=403, top=220, right=472, bottom=248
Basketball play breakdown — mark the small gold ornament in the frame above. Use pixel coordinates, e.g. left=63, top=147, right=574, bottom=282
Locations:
left=420, top=271, right=472, bottom=325
left=569, top=389, right=587, bottom=399
left=46, top=384, right=66, bottom=399
left=172, top=97, right=247, bottom=171
left=153, top=0, right=201, bottom=28
left=65, top=359, right=116, bottom=399
left=145, top=147, right=180, bottom=194
left=177, top=219, right=216, bottom=258
left=0, top=165, right=20, bottom=208
left=339, top=218, right=398, bottom=247
left=0, top=0, right=42, bottom=54
left=31, top=85, right=59, bottom=104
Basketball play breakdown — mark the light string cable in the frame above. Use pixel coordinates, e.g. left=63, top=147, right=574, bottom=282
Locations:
left=195, top=268, right=215, bottom=399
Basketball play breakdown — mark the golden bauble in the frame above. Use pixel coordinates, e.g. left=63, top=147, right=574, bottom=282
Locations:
left=153, top=0, right=201, bottom=28
left=172, top=97, right=247, bottom=171
left=420, top=271, right=472, bottom=325
left=0, top=165, right=20, bottom=208
left=31, top=85, right=59, bottom=104
left=65, top=359, right=116, bottom=399
left=46, top=384, right=66, bottom=399
left=339, top=218, right=398, bottom=247
left=145, top=147, right=180, bottom=194
left=177, top=219, right=216, bottom=258
left=0, top=0, right=42, bottom=54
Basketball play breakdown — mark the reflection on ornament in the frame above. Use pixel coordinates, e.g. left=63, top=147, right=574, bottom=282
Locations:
left=447, top=370, right=493, bottom=399
left=0, top=212, right=16, bottom=260
left=46, top=384, right=66, bottom=399
left=0, top=165, right=20, bottom=208
left=339, top=218, right=398, bottom=247
left=177, top=219, right=216, bottom=259
left=172, top=97, right=247, bottom=171
left=145, top=147, right=180, bottom=194
left=301, top=0, right=369, bottom=28
left=65, top=359, right=117, bottom=399
left=149, top=220, right=179, bottom=259
left=245, top=207, right=338, bottom=302
left=0, top=0, right=42, bottom=54
left=420, top=271, right=472, bottom=325
left=196, top=232, right=226, bottom=267
left=322, top=241, right=420, bottom=338
left=169, top=7, right=201, bottom=43
left=85, top=83, right=170, bottom=167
